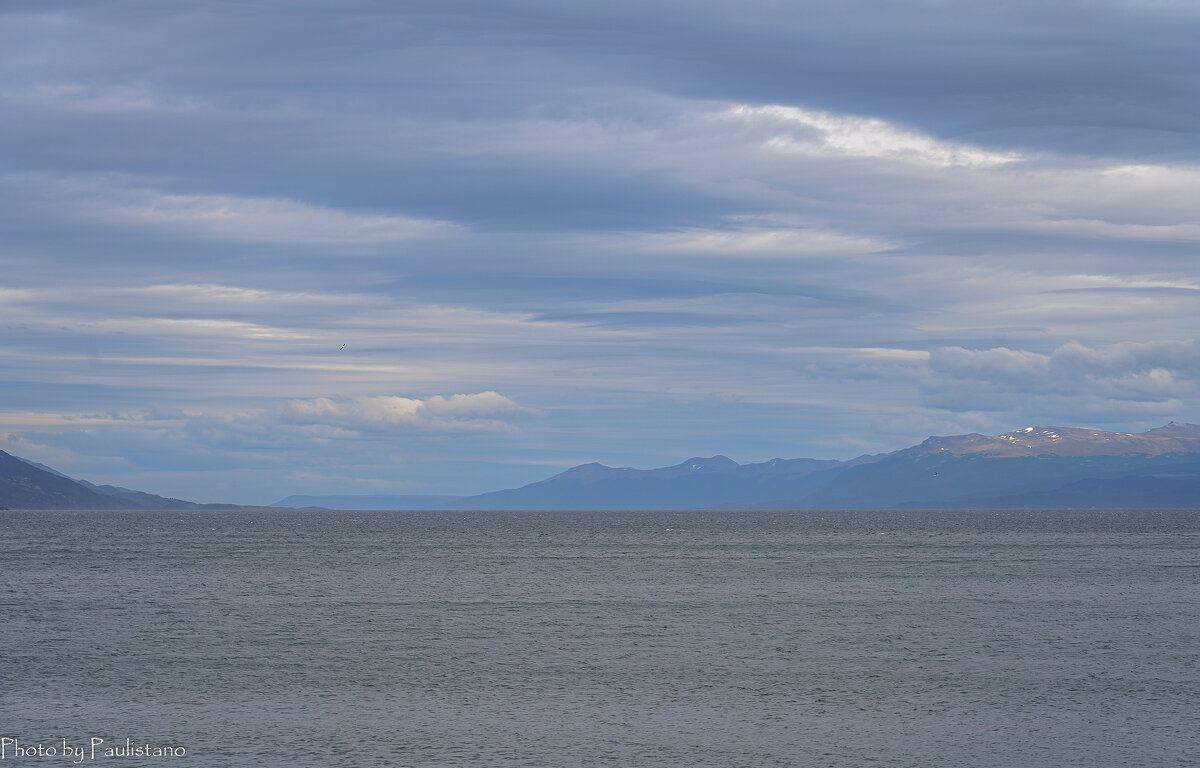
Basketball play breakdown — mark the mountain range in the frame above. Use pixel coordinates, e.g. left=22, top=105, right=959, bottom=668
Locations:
left=445, top=422, right=1200, bottom=510
left=4, top=422, right=1200, bottom=511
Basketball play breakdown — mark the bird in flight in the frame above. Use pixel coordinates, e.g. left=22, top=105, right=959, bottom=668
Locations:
left=340, top=344, right=346, bottom=350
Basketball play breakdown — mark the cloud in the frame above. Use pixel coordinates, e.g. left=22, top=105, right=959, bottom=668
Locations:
left=3, top=175, right=455, bottom=247
left=729, top=104, right=1021, bottom=168
left=930, top=346, right=1053, bottom=384
left=632, top=223, right=895, bottom=258
left=89, top=187, right=456, bottom=246
left=923, top=340, right=1200, bottom=421
left=931, top=339, right=1200, bottom=383
left=283, top=391, right=531, bottom=433
left=5, top=81, right=200, bottom=115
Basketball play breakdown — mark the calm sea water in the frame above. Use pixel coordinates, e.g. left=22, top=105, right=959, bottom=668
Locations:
left=1, top=509, right=1197, bottom=767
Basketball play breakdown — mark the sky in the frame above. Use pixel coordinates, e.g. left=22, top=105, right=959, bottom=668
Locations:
left=3, top=0, right=1200, bottom=504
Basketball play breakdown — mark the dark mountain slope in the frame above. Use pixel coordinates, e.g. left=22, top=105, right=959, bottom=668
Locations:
left=2, top=451, right=239, bottom=510
left=0, top=450, right=123, bottom=509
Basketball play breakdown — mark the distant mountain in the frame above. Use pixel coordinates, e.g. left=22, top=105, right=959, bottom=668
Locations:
left=454, top=423, right=1200, bottom=510
left=814, top=449, right=1200, bottom=510
left=904, top=422, right=1200, bottom=459
left=815, top=422, right=1200, bottom=509
left=76, top=479, right=206, bottom=509
left=8, top=422, right=1200, bottom=511
left=454, top=454, right=880, bottom=510
left=973, top=465, right=1200, bottom=509
left=0, top=450, right=125, bottom=509
left=13, top=457, right=78, bottom=480
left=0, top=451, right=238, bottom=510
left=271, top=494, right=465, bottom=510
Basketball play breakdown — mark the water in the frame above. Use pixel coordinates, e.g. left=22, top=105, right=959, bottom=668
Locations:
left=2, top=509, right=1198, bottom=767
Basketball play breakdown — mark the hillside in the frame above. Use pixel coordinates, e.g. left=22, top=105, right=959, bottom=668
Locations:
left=0, top=450, right=125, bottom=510
left=0, top=450, right=235, bottom=510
